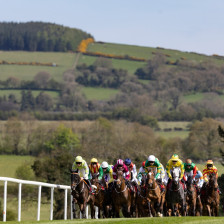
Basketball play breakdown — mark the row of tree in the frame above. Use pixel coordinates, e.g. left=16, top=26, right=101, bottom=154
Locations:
left=0, top=22, right=92, bottom=52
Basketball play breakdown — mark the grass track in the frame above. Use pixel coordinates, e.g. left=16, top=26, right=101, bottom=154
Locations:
left=6, top=217, right=224, bottom=224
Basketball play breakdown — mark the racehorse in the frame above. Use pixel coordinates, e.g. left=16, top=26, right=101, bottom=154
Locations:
left=201, top=173, right=220, bottom=216
left=136, top=175, right=151, bottom=217
left=145, top=169, right=162, bottom=217
left=165, top=167, right=186, bottom=216
left=186, top=175, right=196, bottom=216
left=89, top=173, right=106, bottom=219
left=112, top=170, right=132, bottom=218
left=71, top=172, right=90, bottom=218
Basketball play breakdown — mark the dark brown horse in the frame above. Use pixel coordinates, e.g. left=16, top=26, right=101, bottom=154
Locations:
left=89, top=173, right=106, bottom=219
left=145, top=170, right=162, bottom=217
left=201, top=173, right=220, bottom=216
left=186, top=176, right=197, bottom=216
left=136, top=175, right=151, bottom=217
left=71, top=172, right=90, bottom=218
left=112, top=170, right=132, bottom=217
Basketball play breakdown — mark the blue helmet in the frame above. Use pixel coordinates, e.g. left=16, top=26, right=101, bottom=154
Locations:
left=124, top=158, right=131, bottom=166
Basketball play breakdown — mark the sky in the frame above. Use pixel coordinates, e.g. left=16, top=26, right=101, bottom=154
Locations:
left=1, top=0, right=224, bottom=56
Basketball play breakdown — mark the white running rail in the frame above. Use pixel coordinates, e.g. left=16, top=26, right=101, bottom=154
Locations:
left=0, top=177, right=73, bottom=222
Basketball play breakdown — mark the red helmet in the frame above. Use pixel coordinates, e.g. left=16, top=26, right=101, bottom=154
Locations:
left=142, top=161, right=146, bottom=167
left=117, top=159, right=124, bottom=166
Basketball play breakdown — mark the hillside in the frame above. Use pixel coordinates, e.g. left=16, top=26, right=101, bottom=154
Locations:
left=1, top=38, right=224, bottom=125
left=0, top=22, right=92, bottom=52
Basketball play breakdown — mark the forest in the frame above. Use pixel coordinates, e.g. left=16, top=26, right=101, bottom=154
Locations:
left=0, top=22, right=92, bottom=51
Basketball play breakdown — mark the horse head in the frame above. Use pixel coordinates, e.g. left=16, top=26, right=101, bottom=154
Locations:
left=208, top=173, right=218, bottom=190
left=171, top=167, right=180, bottom=186
left=146, top=169, right=155, bottom=188
left=116, top=170, right=124, bottom=189
left=71, top=170, right=81, bottom=191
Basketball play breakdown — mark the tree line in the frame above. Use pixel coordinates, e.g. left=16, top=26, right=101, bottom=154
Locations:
left=0, top=22, right=92, bottom=52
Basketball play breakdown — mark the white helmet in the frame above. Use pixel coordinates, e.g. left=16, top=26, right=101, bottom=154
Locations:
left=101, top=161, right=109, bottom=169
left=148, top=155, right=155, bottom=162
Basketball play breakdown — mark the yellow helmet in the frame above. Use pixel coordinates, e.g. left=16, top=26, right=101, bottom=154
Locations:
left=171, top=154, right=179, bottom=161
left=75, top=156, right=83, bottom=163
left=91, top=158, right=98, bottom=163
left=206, top=160, right=213, bottom=165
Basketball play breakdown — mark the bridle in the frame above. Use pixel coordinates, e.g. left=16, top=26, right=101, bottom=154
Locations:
left=71, top=172, right=84, bottom=194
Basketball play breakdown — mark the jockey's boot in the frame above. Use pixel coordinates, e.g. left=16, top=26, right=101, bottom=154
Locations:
left=86, top=179, right=95, bottom=194
left=218, top=186, right=222, bottom=195
left=160, top=184, right=165, bottom=193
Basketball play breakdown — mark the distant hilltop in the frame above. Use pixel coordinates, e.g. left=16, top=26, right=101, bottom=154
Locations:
left=0, top=21, right=93, bottom=52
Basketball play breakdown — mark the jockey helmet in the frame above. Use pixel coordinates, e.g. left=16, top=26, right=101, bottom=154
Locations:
left=75, top=156, right=83, bottom=163
left=91, top=158, right=98, bottom=163
left=206, top=160, right=213, bottom=168
left=124, top=158, right=131, bottom=166
left=117, top=159, right=124, bottom=166
left=101, top=161, right=108, bottom=169
left=186, top=159, right=192, bottom=165
left=148, top=155, right=155, bottom=162
left=171, top=154, right=179, bottom=161
left=142, top=161, right=146, bottom=167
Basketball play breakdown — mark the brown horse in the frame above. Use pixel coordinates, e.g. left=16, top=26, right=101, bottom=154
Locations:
left=186, top=176, right=197, bottom=216
left=89, top=173, right=106, bottom=219
left=71, top=172, right=90, bottom=219
left=112, top=170, right=132, bottom=217
left=201, top=173, right=220, bottom=216
left=136, top=175, right=152, bottom=217
left=145, top=170, right=162, bottom=217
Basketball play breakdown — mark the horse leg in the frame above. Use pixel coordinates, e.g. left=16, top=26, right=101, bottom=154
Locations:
left=147, top=200, right=152, bottom=217
left=206, top=204, right=211, bottom=216
left=72, top=200, right=77, bottom=219
left=115, top=205, right=120, bottom=218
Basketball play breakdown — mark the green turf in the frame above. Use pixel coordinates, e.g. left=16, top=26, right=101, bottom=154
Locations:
left=81, top=87, right=119, bottom=100
left=7, top=217, right=224, bottom=224
left=158, top=121, right=190, bottom=130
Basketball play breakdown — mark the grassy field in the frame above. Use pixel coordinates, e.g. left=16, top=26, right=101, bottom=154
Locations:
left=88, top=42, right=222, bottom=64
left=0, top=89, right=59, bottom=101
left=0, top=51, right=76, bottom=81
left=81, top=87, right=119, bottom=100
left=78, top=54, right=146, bottom=75
left=0, top=155, right=35, bottom=178
left=6, top=217, right=224, bottom=224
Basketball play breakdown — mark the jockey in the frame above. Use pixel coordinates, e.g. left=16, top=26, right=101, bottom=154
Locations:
left=88, top=157, right=101, bottom=179
left=194, top=170, right=204, bottom=192
left=202, top=160, right=221, bottom=194
left=124, top=158, right=138, bottom=183
left=165, top=154, right=185, bottom=187
left=98, top=161, right=114, bottom=183
left=137, top=161, right=147, bottom=184
left=113, top=159, right=130, bottom=180
left=202, top=160, right=218, bottom=182
left=72, top=156, right=94, bottom=193
left=184, top=159, right=198, bottom=181
left=145, top=155, right=165, bottom=192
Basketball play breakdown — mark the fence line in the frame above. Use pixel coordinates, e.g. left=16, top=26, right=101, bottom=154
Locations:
left=0, top=177, right=72, bottom=222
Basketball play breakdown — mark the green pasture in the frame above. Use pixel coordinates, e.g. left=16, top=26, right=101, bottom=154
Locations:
left=0, top=89, right=59, bottom=101
left=158, top=121, right=190, bottom=130
left=155, top=131, right=189, bottom=139
left=0, top=51, right=76, bottom=81
left=81, top=87, right=119, bottom=100
left=87, top=42, right=220, bottom=64
left=78, top=54, right=146, bottom=75
left=6, top=217, right=224, bottom=224
left=0, top=155, right=34, bottom=178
